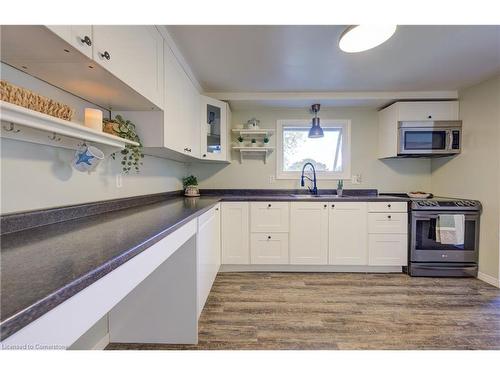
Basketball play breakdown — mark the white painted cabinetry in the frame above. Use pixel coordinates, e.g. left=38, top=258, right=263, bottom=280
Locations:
left=368, top=202, right=408, bottom=266
left=221, top=202, right=250, bottom=264
left=197, top=204, right=221, bottom=316
left=378, top=101, right=459, bottom=158
left=250, top=202, right=289, bottom=232
left=329, top=202, right=368, bottom=265
left=91, top=26, right=165, bottom=108
left=290, top=202, right=329, bottom=265
left=251, top=233, right=289, bottom=264
left=46, top=25, right=94, bottom=58
left=200, top=96, right=229, bottom=161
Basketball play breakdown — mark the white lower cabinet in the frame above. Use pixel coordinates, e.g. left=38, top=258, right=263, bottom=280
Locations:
left=197, top=205, right=221, bottom=316
left=368, top=234, right=408, bottom=266
left=221, top=202, right=250, bottom=264
left=329, top=202, right=368, bottom=265
left=250, top=202, right=289, bottom=232
left=251, top=233, right=289, bottom=264
left=290, top=202, right=329, bottom=265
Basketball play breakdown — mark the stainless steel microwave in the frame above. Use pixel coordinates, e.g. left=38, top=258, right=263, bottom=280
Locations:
left=398, top=121, right=462, bottom=156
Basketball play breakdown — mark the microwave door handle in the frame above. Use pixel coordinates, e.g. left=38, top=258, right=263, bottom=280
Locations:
left=446, top=130, right=453, bottom=150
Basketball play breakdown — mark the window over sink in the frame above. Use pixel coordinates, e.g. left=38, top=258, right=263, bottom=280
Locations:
left=276, top=119, right=351, bottom=180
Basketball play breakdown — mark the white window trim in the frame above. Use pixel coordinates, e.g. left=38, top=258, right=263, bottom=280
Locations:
left=276, top=119, right=351, bottom=180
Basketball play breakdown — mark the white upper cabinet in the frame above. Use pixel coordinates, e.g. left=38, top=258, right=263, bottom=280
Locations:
left=92, top=26, right=164, bottom=108
left=290, top=202, right=329, bottom=265
left=200, top=96, right=229, bottom=161
left=329, top=202, right=368, bottom=265
left=378, top=101, right=459, bottom=158
left=46, top=25, right=94, bottom=59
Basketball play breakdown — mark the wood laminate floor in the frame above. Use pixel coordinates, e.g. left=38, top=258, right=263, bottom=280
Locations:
left=106, top=272, right=500, bottom=350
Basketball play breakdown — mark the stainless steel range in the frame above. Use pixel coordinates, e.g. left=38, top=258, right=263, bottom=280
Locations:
left=409, top=197, right=481, bottom=277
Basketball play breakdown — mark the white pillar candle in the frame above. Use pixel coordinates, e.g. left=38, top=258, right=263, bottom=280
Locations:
left=84, top=108, right=103, bottom=131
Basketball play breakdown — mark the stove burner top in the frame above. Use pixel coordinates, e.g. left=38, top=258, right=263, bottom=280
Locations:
left=411, top=197, right=481, bottom=211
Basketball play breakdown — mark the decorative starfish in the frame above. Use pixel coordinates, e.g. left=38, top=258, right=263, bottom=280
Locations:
left=75, top=151, right=95, bottom=166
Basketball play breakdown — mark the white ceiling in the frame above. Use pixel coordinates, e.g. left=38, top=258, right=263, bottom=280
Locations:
left=167, top=25, right=500, bottom=94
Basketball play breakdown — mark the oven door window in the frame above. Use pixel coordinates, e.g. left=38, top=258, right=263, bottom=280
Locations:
left=404, top=131, right=447, bottom=150
left=415, top=217, right=477, bottom=251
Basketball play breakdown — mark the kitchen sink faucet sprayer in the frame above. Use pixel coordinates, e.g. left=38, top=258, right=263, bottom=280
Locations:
left=300, top=162, right=318, bottom=195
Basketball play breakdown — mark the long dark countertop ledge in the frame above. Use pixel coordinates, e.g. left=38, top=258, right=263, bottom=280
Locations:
left=0, top=190, right=409, bottom=340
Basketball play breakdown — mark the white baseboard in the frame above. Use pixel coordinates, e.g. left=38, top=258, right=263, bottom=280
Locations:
left=92, top=333, right=110, bottom=350
left=478, top=272, right=500, bottom=288
left=220, top=264, right=403, bottom=273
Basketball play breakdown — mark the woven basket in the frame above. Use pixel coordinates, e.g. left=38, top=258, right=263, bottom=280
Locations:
left=0, top=80, right=74, bottom=121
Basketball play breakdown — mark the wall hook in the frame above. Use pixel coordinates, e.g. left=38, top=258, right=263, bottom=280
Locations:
left=48, top=132, right=61, bottom=142
left=2, top=123, right=21, bottom=133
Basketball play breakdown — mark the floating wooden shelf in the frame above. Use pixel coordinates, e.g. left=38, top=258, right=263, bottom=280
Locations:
left=232, top=146, right=274, bottom=164
left=232, top=129, right=274, bottom=137
left=0, top=101, right=139, bottom=151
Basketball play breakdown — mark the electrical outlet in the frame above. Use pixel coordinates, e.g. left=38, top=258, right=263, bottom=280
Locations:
left=351, top=174, right=362, bottom=185
left=116, top=174, right=123, bottom=188
left=269, top=175, right=276, bottom=184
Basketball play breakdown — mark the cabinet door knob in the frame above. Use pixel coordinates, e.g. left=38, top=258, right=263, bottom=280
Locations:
left=202, top=154, right=207, bottom=157
left=323, top=204, right=327, bottom=208
left=387, top=204, right=391, bottom=208
left=267, top=235, right=272, bottom=240
left=427, top=115, right=432, bottom=119
left=268, top=204, right=272, bottom=208
left=388, top=215, right=392, bottom=219
left=215, top=208, right=219, bottom=211
left=101, top=51, right=111, bottom=60
left=331, top=204, right=335, bottom=208
left=81, top=36, right=92, bottom=46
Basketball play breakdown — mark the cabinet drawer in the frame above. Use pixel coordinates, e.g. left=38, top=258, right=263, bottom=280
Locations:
left=251, top=233, right=289, bottom=264
left=250, top=202, right=289, bottom=232
left=397, top=101, right=459, bottom=121
left=368, top=213, right=407, bottom=234
left=368, top=202, right=407, bottom=213
left=368, top=234, right=408, bottom=266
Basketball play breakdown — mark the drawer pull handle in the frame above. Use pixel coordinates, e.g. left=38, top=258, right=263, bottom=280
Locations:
left=268, top=204, right=272, bottom=208
left=387, top=204, right=391, bottom=208
left=323, top=204, right=327, bottom=208
left=331, top=204, right=335, bottom=208
left=388, top=215, right=392, bottom=219
left=81, top=36, right=92, bottom=46
left=100, top=51, right=111, bottom=60
left=267, top=235, right=272, bottom=240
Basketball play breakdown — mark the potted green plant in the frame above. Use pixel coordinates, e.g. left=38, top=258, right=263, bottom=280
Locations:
left=337, top=179, right=344, bottom=197
left=263, top=136, right=270, bottom=146
left=103, top=115, right=144, bottom=174
left=251, top=138, right=257, bottom=147
left=237, top=136, right=244, bottom=146
left=183, top=175, right=200, bottom=197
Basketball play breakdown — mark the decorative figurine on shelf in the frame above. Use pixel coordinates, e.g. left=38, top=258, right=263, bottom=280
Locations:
left=72, top=144, right=104, bottom=173
left=263, top=136, right=270, bottom=146
left=246, top=117, right=260, bottom=129
left=183, top=175, right=200, bottom=197
left=251, top=138, right=257, bottom=147
left=237, top=136, right=245, bottom=146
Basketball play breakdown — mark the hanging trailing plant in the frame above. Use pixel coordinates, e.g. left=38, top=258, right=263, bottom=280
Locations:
left=103, top=115, right=144, bottom=173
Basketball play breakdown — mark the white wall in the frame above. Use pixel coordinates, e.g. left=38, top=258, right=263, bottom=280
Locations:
left=1, top=63, right=187, bottom=214
left=431, top=75, right=500, bottom=281
left=191, top=107, right=432, bottom=193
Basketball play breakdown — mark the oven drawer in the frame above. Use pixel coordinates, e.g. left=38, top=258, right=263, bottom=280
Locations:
left=409, top=263, right=477, bottom=277
left=368, top=213, right=407, bottom=234
left=411, top=249, right=477, bottom=263
left=368, top=202, right=407, bottom=213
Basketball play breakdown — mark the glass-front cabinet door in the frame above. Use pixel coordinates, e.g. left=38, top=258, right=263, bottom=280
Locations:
left=200, top=95, right=228, bottom=161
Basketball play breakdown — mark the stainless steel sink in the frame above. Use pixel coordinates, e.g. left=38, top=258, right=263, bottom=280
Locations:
left=289, top=194, right=340, bottom=199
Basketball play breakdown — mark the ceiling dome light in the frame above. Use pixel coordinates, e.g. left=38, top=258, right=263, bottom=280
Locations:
left=339, top=25, right=397, bottom=53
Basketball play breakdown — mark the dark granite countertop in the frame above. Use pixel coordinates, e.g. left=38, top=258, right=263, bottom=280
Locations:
left=0, top=190, right=409, bottom=340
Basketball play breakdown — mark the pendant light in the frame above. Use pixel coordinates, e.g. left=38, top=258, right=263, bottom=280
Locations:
left=339, top=25, right=397, bottom=53
left=308, top=103, right=323, bottom=138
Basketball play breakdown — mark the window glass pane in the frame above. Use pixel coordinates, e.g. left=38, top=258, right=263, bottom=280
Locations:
left=283, top=126, right=343, bottom=172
